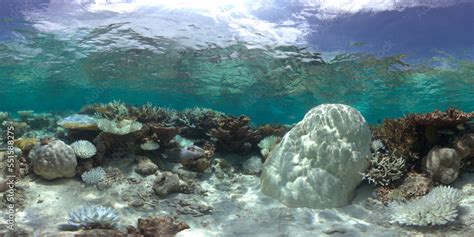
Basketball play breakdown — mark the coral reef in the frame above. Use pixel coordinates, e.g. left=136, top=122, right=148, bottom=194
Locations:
left=373, top=108, right=474, bottom=162
left=388, top=186, right=461, bottom=226
left=362, top=150, right=406, bottom=187
left=261, top=104, right=371, bottom=209
left=67, top=205, right=119, bottom=229
left=70, top=140, right=97, bottom=159
left=81, top=167, right=106, bottom=185
left=28, top=139, right=77, bottom=180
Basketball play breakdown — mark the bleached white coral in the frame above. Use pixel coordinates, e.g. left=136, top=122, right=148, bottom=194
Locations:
left=68, top=205, right=119, bottom=229
left=97, top=118, right=142, bottom=135
left=140, top=140, right=160, bottom=150
left=388, top=186, right=461, bottom=226
left=362, top=150, right=406, bottom=186
left=81, top=167, right=106, bottom=185
left=371, top=139, right=385, bottom=152
left=70, top=140, right=97, bottom=159
left=258, top=135, right=279, bottom=158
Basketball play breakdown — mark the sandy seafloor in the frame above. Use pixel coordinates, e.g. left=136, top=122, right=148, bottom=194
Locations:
left=1, top=153, right=473, bottom=237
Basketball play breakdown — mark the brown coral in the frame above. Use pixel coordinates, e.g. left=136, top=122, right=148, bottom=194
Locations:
left=372, top=108, right=474, bottom=162
left=127, top=216, right=189, bottom=237
left=256, top=124, right=291, bottom=138
left=147, top=123, right=180, bottom=147
left=208, top=115, right=260, bottom=153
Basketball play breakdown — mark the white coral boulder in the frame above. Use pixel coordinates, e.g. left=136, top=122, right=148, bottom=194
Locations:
left=29, top=139, right=78, bottom=180
left=260, top=104, right=371, bottom=209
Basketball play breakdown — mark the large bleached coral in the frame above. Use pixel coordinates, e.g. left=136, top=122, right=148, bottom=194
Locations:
left=260, top=104, right=371, bottom=209
left=388, top=186, right=461, bottom=226
left=28, top=139, right=78, bottom=180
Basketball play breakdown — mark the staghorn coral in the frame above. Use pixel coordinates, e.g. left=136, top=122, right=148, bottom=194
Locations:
left=388, top=186, right=461, bottom=226
left=362, top=150, right=406, bottom=187
left=129, top=102, right=178, bottom=125
left=67, top=205, right=119, bottom=229
left=70, top=140, right=97, bottom=159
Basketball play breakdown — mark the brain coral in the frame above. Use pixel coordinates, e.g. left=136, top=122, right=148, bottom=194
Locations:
left=260, top=104, right=371, bottom=209
left=29, top=139, right=78, bottom=180
left=70, top=140, right=97, bottom=159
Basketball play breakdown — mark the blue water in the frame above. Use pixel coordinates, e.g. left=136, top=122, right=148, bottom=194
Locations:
left=0, top=0, right=473, bottom=125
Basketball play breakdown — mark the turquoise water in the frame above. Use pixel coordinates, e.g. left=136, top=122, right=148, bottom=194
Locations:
left=0, top=1, right=473, bottom=124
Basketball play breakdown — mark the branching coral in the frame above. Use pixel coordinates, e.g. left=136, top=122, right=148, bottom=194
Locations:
left=209, top=115, right=260, bottom=153
left=68, top=205, right=119, bottom=229
left=388, top=186, right=461, bottom=226
left=362, top=150, right=406, bottom=187
left=70, top=140, right=97, bottom=159
left=81, top=167, right=106, bottom=185
left=129, top=102, right=178, bottom=125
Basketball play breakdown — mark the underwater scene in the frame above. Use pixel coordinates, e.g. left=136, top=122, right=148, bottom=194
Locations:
left=0, top=0, right=473, bottom=236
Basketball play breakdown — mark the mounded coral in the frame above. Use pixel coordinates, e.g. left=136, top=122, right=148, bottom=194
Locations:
left=29, top=139, right=77, bottom=180
left=70, top=140, right=97, bottom=159
left=68, top=205, right=119, bottom=229
left=261, top=104, right=371, bottom=209
left=388, top=186, right=461, bottom=226
left=422, top=147, right=461, bottom=184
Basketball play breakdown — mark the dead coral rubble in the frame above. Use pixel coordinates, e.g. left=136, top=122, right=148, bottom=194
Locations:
left=127, top=216, right=190, bottom=237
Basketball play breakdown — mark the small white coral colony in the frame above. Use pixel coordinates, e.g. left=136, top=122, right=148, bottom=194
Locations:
left=70, top=140, right=97, bottom=159
left=389, top=186, right=461, bottom=226
left=81, top=167, right=106, bottom=185
left=258, top=135, right=279, bottom=157
left=141, top=140, right=160, bottom=150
